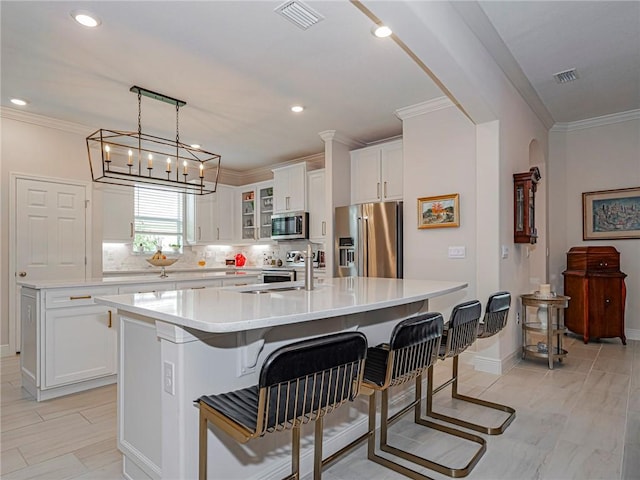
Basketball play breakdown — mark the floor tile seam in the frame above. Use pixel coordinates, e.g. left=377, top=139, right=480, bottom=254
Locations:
left=0, top=412, right=46, bottom=434
left=18, top=429, right=118, bottom=465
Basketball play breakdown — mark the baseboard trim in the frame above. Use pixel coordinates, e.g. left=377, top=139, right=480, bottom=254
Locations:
left=626, top=328, right=640, bottom=341
left=1, top=344, right=14, bottom=357
left=472, top=349, right=519, bottom=375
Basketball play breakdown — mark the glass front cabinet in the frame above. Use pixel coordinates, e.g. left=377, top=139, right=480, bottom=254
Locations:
left=240, top=183, right=273, bottom=241
left=513, top=167, right=541, bottom=244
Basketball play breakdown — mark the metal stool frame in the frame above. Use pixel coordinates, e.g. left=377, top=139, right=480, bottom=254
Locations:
left=196, top=331, right=368, bottom=480
left=362, top=312, right=486, bottom=479
left=427, top=295, right=515, bottom=436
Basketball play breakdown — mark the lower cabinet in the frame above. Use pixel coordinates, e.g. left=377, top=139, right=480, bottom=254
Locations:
left=21, top=285, right=119, bottom=401
left=44, top=305, right=117, bottom=387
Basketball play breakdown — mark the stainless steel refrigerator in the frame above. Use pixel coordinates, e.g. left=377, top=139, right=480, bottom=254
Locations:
left=334, top=201, right=403, bottom=278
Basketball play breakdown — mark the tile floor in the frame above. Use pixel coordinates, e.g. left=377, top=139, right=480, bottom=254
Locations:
left=1, top=335, right=638, bottom=480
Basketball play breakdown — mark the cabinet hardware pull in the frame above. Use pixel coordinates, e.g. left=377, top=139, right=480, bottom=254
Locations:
left=191, top=286, right=206, bottom=290
left=286, top=196, right=290, bottom=210
left=322, top=221, right=326, bottom=236
left=217, top=227, right=220, bottom=240
left=130, top=222, right=134, bottom=238
left=377, top=182, right=381, bottom=199
left=108, top=310, right=113, bottom=328
left=18, top=271, right=27, bottom=277
left=70, top=295, right=92, bottom=300
left=384, top=181, right=387, bottom=198
left=198, top=226, right=201, bottom=241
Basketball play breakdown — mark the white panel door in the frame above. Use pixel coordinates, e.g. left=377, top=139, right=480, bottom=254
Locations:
left=381, top=141, right=403, bottom=201
left=351, top=148, right=382, bottom=204
left=16, top=178, right=87, bottom=282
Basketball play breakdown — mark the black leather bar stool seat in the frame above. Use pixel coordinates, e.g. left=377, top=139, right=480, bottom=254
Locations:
left=196, top=331, right=368, bottom=480
left=427, top=295, right=515, bottom=436
left=477, top=291, right=511, bottom=339
left=361, top=312, right=486, bottom=479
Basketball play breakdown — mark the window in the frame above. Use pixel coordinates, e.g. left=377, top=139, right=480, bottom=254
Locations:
left=134, top=187, right=184, bottom=253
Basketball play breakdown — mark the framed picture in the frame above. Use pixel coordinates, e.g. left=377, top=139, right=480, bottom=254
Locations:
left=583, top=187, right=640, bottom=240
left=418, top=193, right=460, bottom=229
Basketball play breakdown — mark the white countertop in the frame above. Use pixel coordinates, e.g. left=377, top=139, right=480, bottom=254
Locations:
left=95, top=277, right=467, bottom=334
left=17, top=271, right=260, bottom=290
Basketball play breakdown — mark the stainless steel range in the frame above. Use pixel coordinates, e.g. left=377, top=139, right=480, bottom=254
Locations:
left=259, top=269, right=296, bottom=283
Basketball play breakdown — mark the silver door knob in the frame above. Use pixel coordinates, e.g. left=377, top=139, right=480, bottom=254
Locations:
left=18, top=272, right=27, bottom=277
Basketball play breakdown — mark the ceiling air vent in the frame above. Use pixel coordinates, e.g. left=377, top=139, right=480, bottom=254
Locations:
left=553, top=68, right=579, bottom=84
left=275, top=1, right=324, bottom=30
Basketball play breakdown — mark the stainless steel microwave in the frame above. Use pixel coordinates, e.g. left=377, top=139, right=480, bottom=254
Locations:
left=271, top=212, right=309, bottom=240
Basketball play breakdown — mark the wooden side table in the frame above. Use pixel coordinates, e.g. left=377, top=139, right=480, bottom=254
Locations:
left=521, top=294, right=570, bottom=369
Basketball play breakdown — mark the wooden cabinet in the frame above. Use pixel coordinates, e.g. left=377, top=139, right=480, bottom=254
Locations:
left=350, top=139, right=403, bottom=204
left=273, top=163, right=306, bottom=213
left=513, top=167, right=541, bottom=244
left=307, top=169, right=326, bottom=240
left=102, top=185, right=134, bottom=242
left=563, top=246, right=627, bottom=344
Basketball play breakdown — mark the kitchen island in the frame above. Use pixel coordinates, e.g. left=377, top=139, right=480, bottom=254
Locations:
left=95, top=277, right=467, bottom=480
left=19, top=270, right=259, bottom=401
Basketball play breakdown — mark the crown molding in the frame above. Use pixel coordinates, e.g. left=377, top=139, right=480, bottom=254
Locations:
left=551, top=109, right=640, bottom=132
left=1, top=106, right=94, bottom=135
left=318, top=130, right=365, bottom=148
left=395, top=97, right=455, bottom=120
left=1, top=106, right=326, bottom=186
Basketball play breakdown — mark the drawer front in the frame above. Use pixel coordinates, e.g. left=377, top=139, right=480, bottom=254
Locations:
left=586, top=254, right=619, bottom=272
left=174, top=279, right=223, bottom=290
left=118, top=282, right=176, bottom=294
left=45, top=286, right=119, bottom=309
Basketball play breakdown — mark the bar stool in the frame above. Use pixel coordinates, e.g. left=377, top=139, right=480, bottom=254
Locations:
left=361, top=312, right=486, bottom=479
left=427, top=295, right=515, bottom=436
left=195, top=331, right=368, bottom=480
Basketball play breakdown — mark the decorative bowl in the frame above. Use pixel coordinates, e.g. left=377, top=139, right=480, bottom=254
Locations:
left=146, top=258, right=179, bottom=267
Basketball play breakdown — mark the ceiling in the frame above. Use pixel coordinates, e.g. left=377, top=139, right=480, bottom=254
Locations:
left=2, top=1, right=638, bottom=173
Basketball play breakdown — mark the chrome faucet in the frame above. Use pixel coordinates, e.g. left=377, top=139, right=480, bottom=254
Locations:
left=304, top=244, right=314, bottom=291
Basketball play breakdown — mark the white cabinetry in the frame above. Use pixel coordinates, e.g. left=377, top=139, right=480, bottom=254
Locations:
left=307, top=169, right=327, bottom=241
left=187, top=184, right=235, bottom=244
left=273, top=163, right=306, bottom=213
left=102, top=185, right=134, bottom=242
left=21, top=285, right=119, bottom=401
left=239, top=182, right=273, bottom=241
left=350, top=140, right=403, bottom=204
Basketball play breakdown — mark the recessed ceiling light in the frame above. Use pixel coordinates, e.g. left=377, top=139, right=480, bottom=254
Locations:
left=372, top=25, right=392, bottom=38
left=190, top=144, right=201, bottom=149
left=71, top=10, right=101, bottom=28
left=10, top=98, right=28, bottom=106
left=291, top=105, right=304, bottom=113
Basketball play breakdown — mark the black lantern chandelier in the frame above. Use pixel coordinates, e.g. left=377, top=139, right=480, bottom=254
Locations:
left=86, top=86, right=221, bottom=195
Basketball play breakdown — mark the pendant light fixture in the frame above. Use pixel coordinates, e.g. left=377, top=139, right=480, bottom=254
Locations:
left=86, top=86, right=221, bottom=195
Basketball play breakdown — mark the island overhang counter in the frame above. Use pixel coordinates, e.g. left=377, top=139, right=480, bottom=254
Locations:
left=95, top=277, right=467, bottom=480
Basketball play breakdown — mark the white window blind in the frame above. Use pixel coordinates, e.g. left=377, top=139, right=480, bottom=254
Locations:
left=134, top=187, right=183, bottom=246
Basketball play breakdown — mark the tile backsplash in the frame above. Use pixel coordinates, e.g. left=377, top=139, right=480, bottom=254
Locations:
left=103, top=240, right=324, bottom=272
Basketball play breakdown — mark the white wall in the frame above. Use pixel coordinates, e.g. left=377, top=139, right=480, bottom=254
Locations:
left=370, top=1, right=549, bottom=372
left=0, top=112, right=104, bottom=350
left=402, top=103, right=476, bottom=315
left=549, top=114, right=640, bottom=339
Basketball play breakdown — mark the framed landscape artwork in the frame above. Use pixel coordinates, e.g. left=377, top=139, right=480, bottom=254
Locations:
left=418, top=193, right=460, bottom=229
left=583, top=187, right=640, bottom=240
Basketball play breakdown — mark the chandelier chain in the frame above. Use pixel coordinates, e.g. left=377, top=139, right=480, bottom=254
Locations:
left=176, top=103, right=180, bottom=145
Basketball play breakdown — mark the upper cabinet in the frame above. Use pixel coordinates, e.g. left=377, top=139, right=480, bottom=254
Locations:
left=186, top=184, right=235, bottom=244
left=239, top=182, right=273, bottom=242
left=350, top=139, right=403, bottom=204
left=102, top=185, right=134, bottom=242
left=273, top=163, right=307, bottom=213
left=307, top=169, right=326, bottom=241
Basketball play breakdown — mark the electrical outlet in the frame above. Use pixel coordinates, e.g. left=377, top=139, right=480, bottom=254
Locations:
left=448, top=246, right=466, bottom=259
left=163, top=361, right=175, bottom=395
